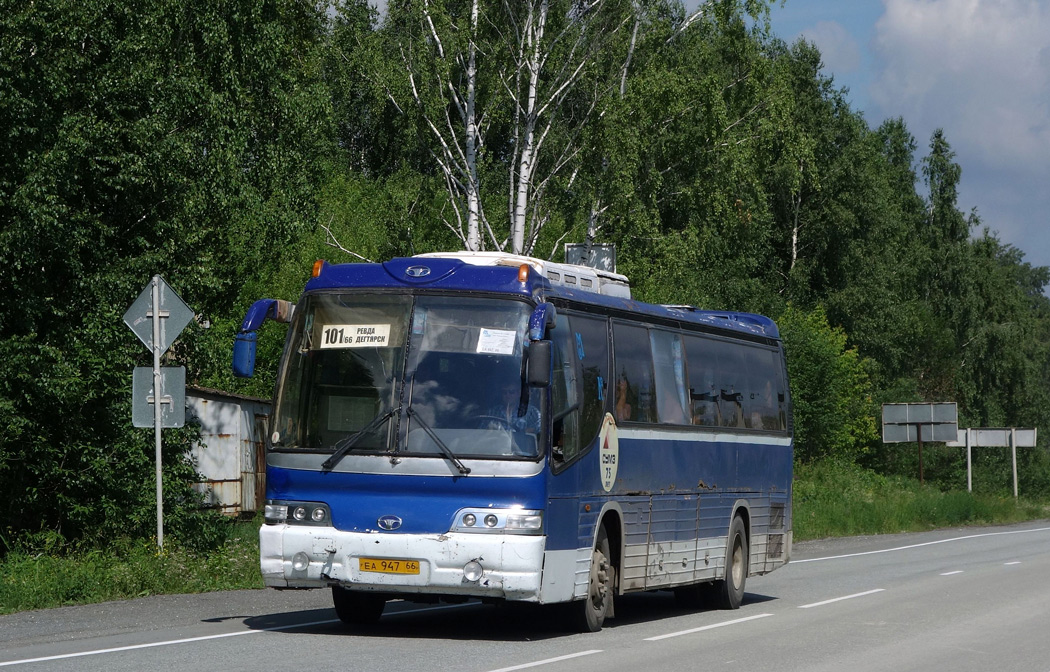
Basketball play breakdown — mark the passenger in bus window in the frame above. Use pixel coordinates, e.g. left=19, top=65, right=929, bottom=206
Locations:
left=615, top=375, right=633, bottom=422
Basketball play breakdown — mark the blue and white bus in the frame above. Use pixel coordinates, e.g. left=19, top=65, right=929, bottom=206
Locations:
left=233, top=251, right=792, bottom=631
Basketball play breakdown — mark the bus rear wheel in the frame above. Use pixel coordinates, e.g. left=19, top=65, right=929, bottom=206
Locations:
left=332, top=586, right=386, bottom=625
left=574, top=526, right=614, bottom=632
left=714, top=515, right=748, bottom=610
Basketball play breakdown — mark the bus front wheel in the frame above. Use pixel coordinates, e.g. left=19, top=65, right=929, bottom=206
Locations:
left=715, top=515, right=748, bottom=610
left=332, top=586, right=386, bottom=625
left=575, top=525, right=614, bottom=632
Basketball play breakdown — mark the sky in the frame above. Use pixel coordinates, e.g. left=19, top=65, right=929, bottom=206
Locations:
left=762, top=0, right=1050, bottom=280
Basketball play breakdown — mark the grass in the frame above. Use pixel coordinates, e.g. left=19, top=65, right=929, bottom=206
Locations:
left=793, top=458, right=1050, bottom=540
left=0, top=519, right=262, bottom=615
left=2, top=461, right=1048, bottom=615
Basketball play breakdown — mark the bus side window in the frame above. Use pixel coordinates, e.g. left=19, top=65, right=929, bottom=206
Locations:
left=776, top=348, right=790, bottom=431
left=713, top=340, right=745, bottom=428
left=651, top=329, right=689, bottom=425
left=569, top=314, right=610, bottom=446
left=612, top=322, right=654, bottom=423
left=550, top=318, right=580, bottom=463
left=684, top=335, right=719, bottom=426
left=745, top=348, right=780, bottom=431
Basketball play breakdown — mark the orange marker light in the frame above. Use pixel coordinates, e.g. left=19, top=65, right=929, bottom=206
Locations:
left=312, top=260, right=325, bottom=278
left=518, top=263, right=530, bottom=283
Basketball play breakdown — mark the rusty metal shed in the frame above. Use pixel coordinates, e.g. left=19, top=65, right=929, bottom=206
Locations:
left=186, top=386, right=270, bottom=516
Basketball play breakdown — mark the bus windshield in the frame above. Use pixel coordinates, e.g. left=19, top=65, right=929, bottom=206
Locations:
left=270, top=294, right=541, bottom=460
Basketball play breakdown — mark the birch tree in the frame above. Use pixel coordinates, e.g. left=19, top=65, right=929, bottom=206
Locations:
left=381, top=0, right=632, bottom=255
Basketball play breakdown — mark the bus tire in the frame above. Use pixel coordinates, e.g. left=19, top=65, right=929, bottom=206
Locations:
left=715, top=515, right=748, bottom=610
left=574, top=525, right=614, bottom=632
left=332, top=586, right=386, bottom=625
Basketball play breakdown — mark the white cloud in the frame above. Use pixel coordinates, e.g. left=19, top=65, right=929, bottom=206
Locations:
left=868, top=0, right=1050, bottom=275
left=800, top=20, right=862, bottom=75
left=871, top=0, right=1050, bottom=168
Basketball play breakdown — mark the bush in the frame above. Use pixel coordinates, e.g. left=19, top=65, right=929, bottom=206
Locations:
left=778, top=305, right=879, bottom=464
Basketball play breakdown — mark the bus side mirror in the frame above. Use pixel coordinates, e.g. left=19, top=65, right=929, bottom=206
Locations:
left=232, top=331, right=258, bottom=378
left=527, top=341, right=552, bottom=387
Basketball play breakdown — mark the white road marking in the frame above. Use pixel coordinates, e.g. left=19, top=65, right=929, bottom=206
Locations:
left=0, top=618, right=339, bottom=667
left=793, top=526, right=1050, bottom=564
left=941, top=571, right=964, bottom=576
left=798, top=589, right=885, bottom=609
left=484, top=650, right=602, bottom=672
left=644, top=613, right=774, bottom=641
left=1004, top=561, right=1022, bottom=566
left=0, top=601, right=477, bottom=667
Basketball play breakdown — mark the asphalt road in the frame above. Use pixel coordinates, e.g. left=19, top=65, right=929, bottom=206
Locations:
left=3, top=521, right=1049, bottom=672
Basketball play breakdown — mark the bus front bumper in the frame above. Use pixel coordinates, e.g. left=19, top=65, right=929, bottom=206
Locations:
left=259, top=524, right=546, bottom=602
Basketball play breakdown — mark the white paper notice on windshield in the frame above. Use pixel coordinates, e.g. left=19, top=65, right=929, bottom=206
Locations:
left=319, top=324, right=391, bottom=348
left=476, top=328, right=516, bottom=355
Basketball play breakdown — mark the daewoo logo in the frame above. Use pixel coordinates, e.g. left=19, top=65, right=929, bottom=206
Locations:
left=405, top=266, right=431, bottom=278
left=377, top=515, right=402, bottom=531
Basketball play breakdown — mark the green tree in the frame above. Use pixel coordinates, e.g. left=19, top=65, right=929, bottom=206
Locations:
left=823, top=117, right=931, bottom=397
left=578, top=0, right=779, bottom=311
left=0, top=0, right=332, bottom=550
left=778, top=305, right=879, bottom=464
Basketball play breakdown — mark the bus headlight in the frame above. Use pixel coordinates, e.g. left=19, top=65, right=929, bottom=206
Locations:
left=505, top=512, right=543, bottom=531
left=451, top=508, right=543, bottom=535
left=264, top=504, right=288, bottom=524
left=264, top=500, right=330, bottom=526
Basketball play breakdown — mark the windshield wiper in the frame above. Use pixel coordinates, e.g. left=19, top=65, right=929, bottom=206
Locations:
left=406, top=407, right=471, bottom=475
left=321, top=409, right=395, bottom=472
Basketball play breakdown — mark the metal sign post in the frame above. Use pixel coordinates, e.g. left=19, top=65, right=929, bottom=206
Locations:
left=1012, top=429, right=1017, bottom=497
left=124, top=275, right=194, bottom=550
left=151, top=278, right=163, bottom=550
left=917, top=423, right=924, bottom=485
left=947, top=428, right=1038, bottom=497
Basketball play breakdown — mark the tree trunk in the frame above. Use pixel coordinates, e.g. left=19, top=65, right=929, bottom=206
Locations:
left=510, top=0, right=548, bottom=255
left=465, top=0, right=481, bottom=251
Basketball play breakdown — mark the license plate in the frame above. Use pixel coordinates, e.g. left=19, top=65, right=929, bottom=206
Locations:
left=359, top=557, right=420, bottom=574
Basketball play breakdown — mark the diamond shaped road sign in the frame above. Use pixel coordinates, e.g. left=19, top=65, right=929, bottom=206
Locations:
left=123, top=276, right=194, bottom=356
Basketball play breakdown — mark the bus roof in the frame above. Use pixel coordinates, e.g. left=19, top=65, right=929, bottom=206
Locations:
left=304, top=252, right=780, bottom=340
